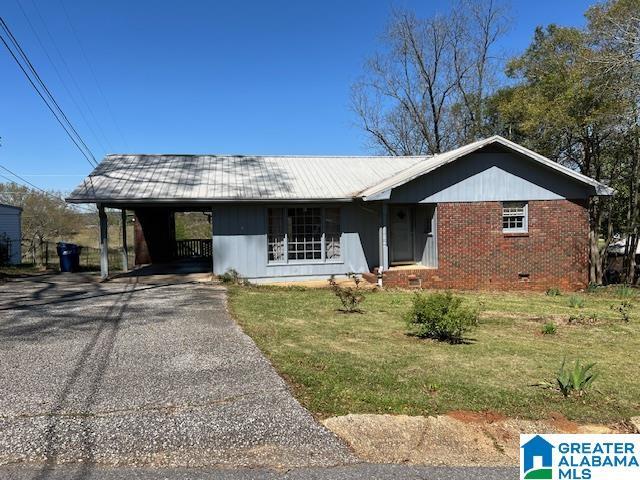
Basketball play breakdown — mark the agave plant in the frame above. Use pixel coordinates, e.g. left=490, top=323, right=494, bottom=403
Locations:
left=556, top=358, right=598, bottom=397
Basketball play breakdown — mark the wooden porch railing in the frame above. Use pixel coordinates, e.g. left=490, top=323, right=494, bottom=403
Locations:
left=174, top=239, right=212, bottom=259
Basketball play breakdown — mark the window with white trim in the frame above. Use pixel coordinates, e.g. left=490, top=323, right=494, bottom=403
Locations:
left=267, top=207, right=342, bottom=263
left=502, top=201, right=528, bottom=233
left=267, top=208, right=286, bottom=262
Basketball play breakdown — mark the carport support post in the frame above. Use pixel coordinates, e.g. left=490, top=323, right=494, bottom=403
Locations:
left=120, top=208, right=129, bottom=272
left=210, top=206, right=214, bottom=276
left=99, top=204, right=109, bottom=279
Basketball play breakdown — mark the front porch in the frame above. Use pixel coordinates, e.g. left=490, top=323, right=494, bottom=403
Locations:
left=363, top=264, right=439, bottom=289
left=370, top=203, right=438, bottom=288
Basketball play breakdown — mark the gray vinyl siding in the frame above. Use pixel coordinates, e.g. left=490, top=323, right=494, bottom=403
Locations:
left=414, top=204, right=437, bottom=267
left=211, top=203, right=379, bottom=281
left=388, top=152, right=593, bottom=203
left=0, top=205, right=21, bottom=264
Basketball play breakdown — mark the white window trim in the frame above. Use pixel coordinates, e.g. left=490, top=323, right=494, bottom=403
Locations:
left=502, top=201, right=528, bottom=233
left=267, top=207, right=343, bottom=264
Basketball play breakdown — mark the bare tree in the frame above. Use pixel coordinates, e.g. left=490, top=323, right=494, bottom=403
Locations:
left=352, top=1, right=509, bottom=155
left=453, top=0, right=510, bottom=140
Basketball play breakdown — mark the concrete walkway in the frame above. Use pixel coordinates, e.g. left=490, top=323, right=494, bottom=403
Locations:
left=0, top=275, right=354, bottom=470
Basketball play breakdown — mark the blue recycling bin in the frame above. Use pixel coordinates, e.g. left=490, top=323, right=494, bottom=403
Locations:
left=56, top=242, right=81, bottom=272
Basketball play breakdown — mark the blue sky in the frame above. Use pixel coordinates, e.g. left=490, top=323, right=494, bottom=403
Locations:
left=1, top=0, right=594, bottom=193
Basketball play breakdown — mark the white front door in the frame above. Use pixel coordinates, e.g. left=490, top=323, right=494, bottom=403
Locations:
left=390, top=206, right=413, bottom=264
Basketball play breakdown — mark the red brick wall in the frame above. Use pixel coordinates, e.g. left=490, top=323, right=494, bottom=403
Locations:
left=382, top=200, right=589, bottom=291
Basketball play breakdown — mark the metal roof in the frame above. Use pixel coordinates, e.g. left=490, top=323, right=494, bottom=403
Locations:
left=66, top=154, right=425, bottom=203
left=67, top=136, right=612, bottom=204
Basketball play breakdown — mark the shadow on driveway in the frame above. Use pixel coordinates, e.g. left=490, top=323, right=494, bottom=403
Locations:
left=0, top=275, right=355, bottom=478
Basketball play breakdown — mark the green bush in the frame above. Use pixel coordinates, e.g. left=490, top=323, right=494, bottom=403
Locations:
left=541, top=322, right=557, bottom=335
left=404, top=291, right=478, bottom=344
left=545, top=287, right=561, bottom=297
left=568, top=295, right=585, bottom=308
left=219, top=269, right=250, bottom=285
left=556, top=358, right=598, bottom=397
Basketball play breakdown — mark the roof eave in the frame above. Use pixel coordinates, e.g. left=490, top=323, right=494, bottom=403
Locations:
left=65, top=197, right=357, bottom=205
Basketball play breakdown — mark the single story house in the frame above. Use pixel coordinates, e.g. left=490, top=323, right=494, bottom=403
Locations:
left=0, top=203, right=22, bottom=265
left=67, top=136, right=612, bottom=290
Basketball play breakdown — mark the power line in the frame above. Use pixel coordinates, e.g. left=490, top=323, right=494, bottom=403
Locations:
left=0, top=163, right=95, bottom=213
left=0, top=163, right=57, bottom=194
left=28, top=0, right=115, bottom=152
left=59, top=0, right=129, bottom=150
left=0, top=15, right=98, bottom=166
left=0, top=15, right=98, bottom=168
left=15, top=0, right=110, bottom=154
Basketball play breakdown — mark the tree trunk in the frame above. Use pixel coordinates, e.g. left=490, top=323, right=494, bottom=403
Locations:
left=588, top=198, right=604, bottom=285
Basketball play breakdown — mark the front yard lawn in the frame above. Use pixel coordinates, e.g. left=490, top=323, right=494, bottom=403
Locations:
left=228, top=285, right=640, bottom=424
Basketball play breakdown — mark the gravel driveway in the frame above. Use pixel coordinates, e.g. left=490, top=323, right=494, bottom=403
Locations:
left=0, top=275, right=354, bottom=470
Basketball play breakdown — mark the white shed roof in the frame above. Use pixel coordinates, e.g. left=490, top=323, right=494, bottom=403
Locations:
left=0, top=203, right=22, bottom=211
left=67, top=136, right=612, bottom=204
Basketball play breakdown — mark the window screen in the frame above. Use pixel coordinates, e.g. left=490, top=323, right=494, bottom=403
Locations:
left=267, top=207, right=342, bottom=263
left=502, top=202, right=528, bottom=232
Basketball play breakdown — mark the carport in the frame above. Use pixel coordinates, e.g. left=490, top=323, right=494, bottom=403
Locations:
left=93, top=203, right=213, bottom=279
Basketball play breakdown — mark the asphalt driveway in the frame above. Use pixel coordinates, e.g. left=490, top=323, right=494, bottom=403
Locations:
left=0, top=275, right=355, bottom=470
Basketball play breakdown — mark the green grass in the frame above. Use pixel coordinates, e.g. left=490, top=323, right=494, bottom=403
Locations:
left=228, top=285, right=640, bottom=423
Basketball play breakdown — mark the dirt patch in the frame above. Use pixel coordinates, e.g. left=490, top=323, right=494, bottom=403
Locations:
left=548, top=411, right=579, bottom=433
left=323, top=413, right=622, bottom=466
left=447, top=410, right=506, bottom=424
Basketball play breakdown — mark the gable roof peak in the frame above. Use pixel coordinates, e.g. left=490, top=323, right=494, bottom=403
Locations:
left=358, top=135, right=614, bottom=200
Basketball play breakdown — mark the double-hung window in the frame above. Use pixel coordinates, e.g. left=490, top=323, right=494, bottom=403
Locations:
left=267, top=207, right=342, bottom=263
left=502, top=201, right=528, bottom=233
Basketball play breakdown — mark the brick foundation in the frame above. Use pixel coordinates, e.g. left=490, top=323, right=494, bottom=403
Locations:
left=380, top=200, right=589, bottom=291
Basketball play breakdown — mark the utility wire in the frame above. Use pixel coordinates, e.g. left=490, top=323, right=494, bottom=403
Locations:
left=28, top=0, right=115, bottom=152
left=15, top=0, right=110, bottom=154
left=0, top=16, right=98, bottom=168
left=0, top=163, right=58, bottom=194
left=59, top=0, right=129, bottom=150
left=0, top=164, right=95, bottom=213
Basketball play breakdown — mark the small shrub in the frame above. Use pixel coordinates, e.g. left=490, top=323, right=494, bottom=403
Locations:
left=328, top=274, right=364, bottom=313
left=219, top=268, right=248, bottom=285
left=616, top=285, right=634, bottom=298
left=612, top=301, right=633, bottom=322
left=545, top=287, right=561, bottom=297
left=556, top=358, right=598, bottom=397
left=541, top=322, right=557, bottom=335
left=568, top=295, right=585, bottom=308
left=404, top=291, right=479, bottom=344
